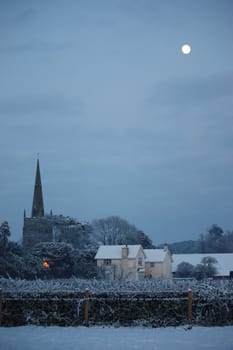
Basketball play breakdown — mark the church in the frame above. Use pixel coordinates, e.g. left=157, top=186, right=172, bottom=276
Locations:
left=23, top=159, right=91, bottom=251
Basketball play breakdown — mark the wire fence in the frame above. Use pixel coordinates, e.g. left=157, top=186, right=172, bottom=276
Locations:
left=1, top=287, right=233, bottom=327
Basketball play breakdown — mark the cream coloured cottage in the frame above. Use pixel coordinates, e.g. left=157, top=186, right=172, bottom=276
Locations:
left=95, top=244, right=173, bottom=281
left=144, top=245, right=173, bottom=279
left=95, top=245, right=145, bottom=281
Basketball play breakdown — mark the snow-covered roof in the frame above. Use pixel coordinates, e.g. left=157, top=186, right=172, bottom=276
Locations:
left=95, top=245, right=142, bottom=260
left=172, top=253, right=233, bottom=276
left=144, top=249, right=167, bottom=262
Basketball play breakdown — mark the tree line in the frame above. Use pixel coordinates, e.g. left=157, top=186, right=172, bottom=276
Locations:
left=168, top=224, right=233, bottom=254
left=0, top=216, right=154, bottom=279
left=175, top=256, right=218, bottom=279
left=1, top=218, right=232, bottom=279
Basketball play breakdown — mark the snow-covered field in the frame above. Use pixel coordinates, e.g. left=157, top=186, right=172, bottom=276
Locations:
left=0, top=326, right=232, bottom=350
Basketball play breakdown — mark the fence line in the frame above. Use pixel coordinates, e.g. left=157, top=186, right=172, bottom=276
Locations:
left=1, top=288, right=232, bottom=327
left=0, top=288, right=2, bottom=326
left=84, top=288, right=89, bottom=327
left=188, top=289, right=192, bottom=324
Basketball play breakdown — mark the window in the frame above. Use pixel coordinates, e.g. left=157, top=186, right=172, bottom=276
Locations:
left=138, top=257, right=142, bottom=266
left=150, top=262, right=155, bottom=268
left=104, top=259, right=112, bottom=266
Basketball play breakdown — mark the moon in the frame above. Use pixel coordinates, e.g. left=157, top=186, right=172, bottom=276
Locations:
left=181, top=44, right=191, bottom=55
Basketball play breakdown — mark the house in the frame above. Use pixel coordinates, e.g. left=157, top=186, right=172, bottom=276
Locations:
left=172, top=253, right=233, bottom=278
left=95, top=245, right=145, bottom=281
left=95, top=244, right=173, bottom=281
left=144, top=245, right=173, bottom=279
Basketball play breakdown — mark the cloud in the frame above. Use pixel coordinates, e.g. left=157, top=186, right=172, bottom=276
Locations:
left=14, top=7, right=36, bottom=23
left=0, top=93, right=82, bottom=114
left=117, top=0, right=161, bottom=21
left=0, top=39, right=73, bottom=55
left=148, top=71, right=233, bottom=107
left=0, top=93, right=84, bottom=128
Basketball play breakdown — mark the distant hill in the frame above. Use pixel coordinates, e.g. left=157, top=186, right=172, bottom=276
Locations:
left=158, top=240, right=201, bottom=254
left=158, top=225, right=233, bottom=254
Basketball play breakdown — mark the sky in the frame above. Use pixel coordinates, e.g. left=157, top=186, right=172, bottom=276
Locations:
left=0, top=0, right=233, bottom=245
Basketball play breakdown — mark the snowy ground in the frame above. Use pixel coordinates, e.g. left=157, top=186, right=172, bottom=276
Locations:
left=0, top=326, right=233, bottom=350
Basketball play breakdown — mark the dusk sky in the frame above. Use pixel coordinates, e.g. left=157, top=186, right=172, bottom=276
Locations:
left=0, top=0, right=233, bottom=245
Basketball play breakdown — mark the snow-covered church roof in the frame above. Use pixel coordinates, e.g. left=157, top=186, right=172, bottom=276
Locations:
left=95, top=245, right=142, bottom=260
left=172, top=253, right=233, bottom=276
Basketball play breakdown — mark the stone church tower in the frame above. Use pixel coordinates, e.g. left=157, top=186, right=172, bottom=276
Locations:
left=23, top=158, right=48, bottom=251
left=23, top=160, right=91, bottom=251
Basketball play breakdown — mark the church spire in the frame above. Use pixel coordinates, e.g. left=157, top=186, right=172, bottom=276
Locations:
left=31, top=158, right=44, bottom=217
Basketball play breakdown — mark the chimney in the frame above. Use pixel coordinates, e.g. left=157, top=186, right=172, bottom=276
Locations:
left=163, top=243, right=168, bottom=252
left=122, top=245, right=129, bottom=259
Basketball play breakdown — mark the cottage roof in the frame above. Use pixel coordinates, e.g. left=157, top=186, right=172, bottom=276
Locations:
left=144, top=249, right=167, bottom=262
left=95, top=245, right=142, bottom=260
left=172, top=253, right=233, bottom=276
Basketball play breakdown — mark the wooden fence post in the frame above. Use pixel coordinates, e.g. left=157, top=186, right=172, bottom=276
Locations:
left=0, top=288, right=2, bottom=326
left=188, top=289, right=192, bottom=324
left=84, top=288, right=89, bottom=327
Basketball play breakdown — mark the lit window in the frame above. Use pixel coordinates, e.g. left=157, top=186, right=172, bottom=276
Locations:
left=43, top=261, right=49, bottom=269
left=104, top=259, right=112, bottom=266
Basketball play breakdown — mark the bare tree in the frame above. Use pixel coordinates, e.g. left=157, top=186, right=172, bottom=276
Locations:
left=176, top=261, right=195, bottom=277
left=0, top=221, right=11, bottom=254
left=194, top=256, right=218, bottom=279
left=91, top=216, right=154, bottom=248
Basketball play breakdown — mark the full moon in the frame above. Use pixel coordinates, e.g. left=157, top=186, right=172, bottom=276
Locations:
left=181, top=44, right=191, bottom=55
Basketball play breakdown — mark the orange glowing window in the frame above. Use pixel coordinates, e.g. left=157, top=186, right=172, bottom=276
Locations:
left=43, top=261, right=49, bottom=269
